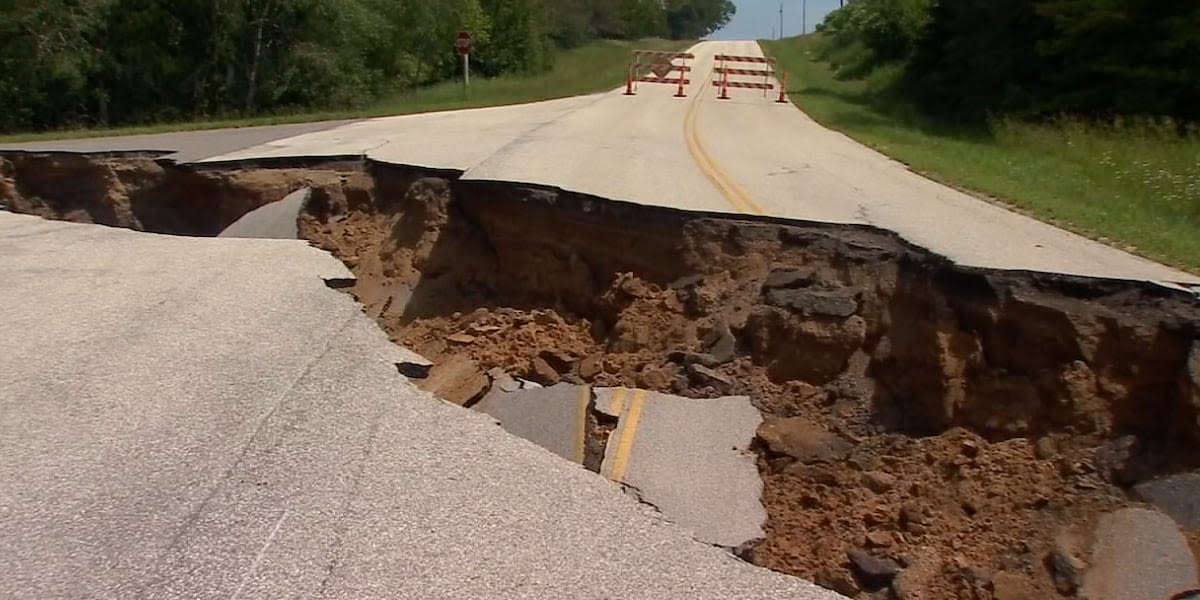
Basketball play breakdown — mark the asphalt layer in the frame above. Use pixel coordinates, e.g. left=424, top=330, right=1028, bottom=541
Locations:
left=0, top=120, right=354, bottom=164
left=0, top=211, right=845, bottom=599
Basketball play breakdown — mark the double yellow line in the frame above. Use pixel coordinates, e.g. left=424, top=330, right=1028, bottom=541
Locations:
left=683, top=72, right=766, bottom=215
left=601, top=387, right=648, bottom=483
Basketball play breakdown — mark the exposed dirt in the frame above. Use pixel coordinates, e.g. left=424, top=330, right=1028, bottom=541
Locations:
left=6, top=153, right=1200, bottom=599
left=0, top=152, right=359, bottom=235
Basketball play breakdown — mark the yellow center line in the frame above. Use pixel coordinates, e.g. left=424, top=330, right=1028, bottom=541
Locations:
left=608, top=389, right=648, bottom=484
left=573, top=385, right=591, bottom=465
left=601, top=387, right=628, bottom=480
left=683, top=64, right=767, bottom=216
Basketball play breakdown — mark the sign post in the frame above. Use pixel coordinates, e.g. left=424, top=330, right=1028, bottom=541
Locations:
left=456, top=31, right=472, bottom=93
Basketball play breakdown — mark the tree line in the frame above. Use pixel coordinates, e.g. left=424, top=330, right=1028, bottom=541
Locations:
left=817, top=0, right=1200, bottom=123
left=0, top=0, right=735, bottom=133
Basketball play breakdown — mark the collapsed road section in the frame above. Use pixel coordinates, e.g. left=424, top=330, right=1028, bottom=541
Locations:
left=3, top=151, right=1200, bottom=600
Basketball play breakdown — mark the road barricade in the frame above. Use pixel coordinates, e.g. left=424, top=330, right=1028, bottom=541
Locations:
left=712, top=54, right=788, bottom=103
left=624, top=50, right=695, bottom=98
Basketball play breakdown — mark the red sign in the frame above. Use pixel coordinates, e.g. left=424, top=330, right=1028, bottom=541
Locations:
left=456, top=31, right=472, bottom=56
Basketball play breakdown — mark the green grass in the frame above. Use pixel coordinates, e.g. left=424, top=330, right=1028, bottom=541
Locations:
left=0, top=38, right=687, bottom=143
left=762, top=35, right=1200, bottom=274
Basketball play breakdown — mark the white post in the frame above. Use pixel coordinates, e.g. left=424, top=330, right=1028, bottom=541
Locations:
left=463, top=53, right=470, bottom=89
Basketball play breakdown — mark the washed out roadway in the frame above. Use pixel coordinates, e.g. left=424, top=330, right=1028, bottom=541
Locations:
left=2, top=36, right=1197, bottom=600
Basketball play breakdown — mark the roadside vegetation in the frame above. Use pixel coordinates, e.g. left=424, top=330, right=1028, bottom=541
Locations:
left=0, top=38, right=686, bottom=142
left=763, top=0, right=1200, bottom=272
left=0, top=0, right=733, bottom=137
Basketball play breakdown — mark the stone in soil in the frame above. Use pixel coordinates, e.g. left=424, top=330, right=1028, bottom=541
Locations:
left=847, top=548, right=901, bottom=590
left=419, top=354, right=489, bottom=406
left=757, top=417, right=852, bottom=464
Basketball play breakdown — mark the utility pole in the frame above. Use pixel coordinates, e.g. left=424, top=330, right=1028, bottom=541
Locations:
left=779, top=2, right=784, bottom=39
left=802, top=0, right=807, bottom=35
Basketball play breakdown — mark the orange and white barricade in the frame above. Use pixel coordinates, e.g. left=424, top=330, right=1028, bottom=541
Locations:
left=624, top=50, right=696, bottom=98
left=712, top=54, right=788, bottom=103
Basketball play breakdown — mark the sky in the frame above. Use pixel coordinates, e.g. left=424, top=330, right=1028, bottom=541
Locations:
left=711, top=0, right=844, bottom=40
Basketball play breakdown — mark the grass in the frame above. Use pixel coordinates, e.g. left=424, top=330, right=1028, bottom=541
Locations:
left=761, top=35, right=1200, bottom=274
left=0, top=38, right=688, bottom=143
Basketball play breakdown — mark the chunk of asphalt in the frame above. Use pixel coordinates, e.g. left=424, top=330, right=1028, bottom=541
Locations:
left=763, top=266, right=817, bottom=291
left=473, top=383, right=591, bottom=464
left=217, top=187, right=309, bottom=239
left=394, top=346, right=434, bottom=379
left=764, top=287, right=859, bottom=318
left=1133, top=471, right=1200, bottom=529
left=594, top=388, right=766, bottom=549
left=1081, top=508, right=1200, bottom=600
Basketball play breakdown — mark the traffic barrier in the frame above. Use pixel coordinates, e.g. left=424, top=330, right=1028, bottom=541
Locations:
left=624, top=50, right=696, bottom=98
left=713, top=54, right=786, bottom=102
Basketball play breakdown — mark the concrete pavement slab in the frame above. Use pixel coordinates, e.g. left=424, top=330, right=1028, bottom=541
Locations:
left=218, top=187, right=308, bottom=239
left=473, top=382, right=592, bottom=464
left=1081, top=508, right=1199, bottom=600
left=0, top=211, right=844, bottom=599
left=596, top=387, right=766, bottom=548
left=1133, top=472, right=1200, bottom=529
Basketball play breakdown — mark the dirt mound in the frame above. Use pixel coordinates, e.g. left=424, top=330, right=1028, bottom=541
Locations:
left=8, top=153, right=1199, bottom=599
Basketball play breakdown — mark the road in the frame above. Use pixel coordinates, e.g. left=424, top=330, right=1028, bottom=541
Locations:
left=0, top=211, right=841, bottom=599
left=5, top=41, right=1193, bottom=284
left=0, top=37, right=1195, bottom=599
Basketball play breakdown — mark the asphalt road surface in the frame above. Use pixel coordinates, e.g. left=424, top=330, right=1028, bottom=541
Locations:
left=5, top=41, right=1192, bottom=284
left=0, top=211, right=842, bottom=599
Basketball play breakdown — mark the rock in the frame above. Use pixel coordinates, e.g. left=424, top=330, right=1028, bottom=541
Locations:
left=669, top=274, right=704, bottom=290
left=815, top=566, right=862, bottom=597
left=863, top=471, right=897, bottom=493
left=531, top=310, right=562, bottom=326
left=1094, top=435, right=1158, bottom=485
left=1047, top=544, right=1087, bottom=594
left=1035, top=436, right=1058, bottom=460
left=865, top=531, right=893, bottom=548
left=703, top=319, right=737, bottom=365
left=418, top=355, right=489, bottom=406
left=1082, top=508, right=1200, bottom=600
left=765, top=287, right=859, bottom=317
left=529, top=356, right=561, bottom=385
left=757, top=417, right=852, bottom=464
left=900, top=502, right=930, bottom=534
left=446, top=333, right=477, bottom=345
left=637, top=366, right=674, bottom=390
left=763, top=266, right=817, bottom=290
left=1133, top=471, right=1200, bottom=529
left=537, top=349, right=575, bottom=373
left=688, top=364, right=733, bottom=390
left=488, top=367, right=521, bottom=393
left=847, top=548, right=901, bottom=590
left=991, top=571, right=1036, bottom=600
left=578, top=354, right=603, bottom=380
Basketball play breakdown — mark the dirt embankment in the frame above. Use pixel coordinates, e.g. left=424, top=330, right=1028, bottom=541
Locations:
left=0, top=152, right=357, bottom=235
left=5, top=153, right=1200, bottom=599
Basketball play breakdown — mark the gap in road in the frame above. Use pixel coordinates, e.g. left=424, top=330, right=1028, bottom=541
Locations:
left=3, top=152, right=1200, bottom=599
